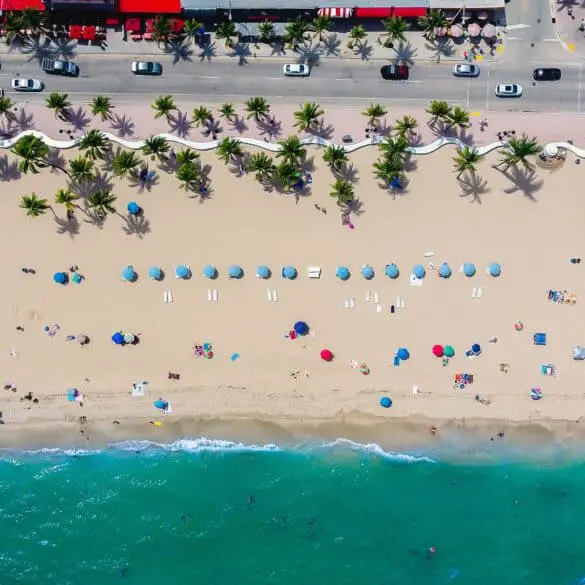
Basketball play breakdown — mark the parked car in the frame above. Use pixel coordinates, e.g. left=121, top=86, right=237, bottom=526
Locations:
left=131, top=61, right=163, bottom=75
left=41, top=58, right=79, bottom=77
left=495, top=83, right=522, bottom=97
left=283, top=63, right=310, bottom=77
left=452, top=63, right=480, bottom=77
left=380, top=64, right=409, bottom=80
left=533, top=68, right=561, bottom=81
left=12, top=78, right=44, bottom=92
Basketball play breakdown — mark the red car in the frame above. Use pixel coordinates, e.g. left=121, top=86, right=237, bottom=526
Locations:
left=380, top=64, right=409, bottom=80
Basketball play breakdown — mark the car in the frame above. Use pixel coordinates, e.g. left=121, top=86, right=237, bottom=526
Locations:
left=452, top=63, right=480, bottom=77
left=283, top=63, right=310, bottom=77
left=380, top=64, right=409, bottom=80
left=41, top=58, right=79, bottom=77
left=11, top=78, right=43, bottom=92
left=533, top=68, right=561, bottom=81
left=131, top=61, right=163, bottom=75
left=495, top=83, right=522, bottom=97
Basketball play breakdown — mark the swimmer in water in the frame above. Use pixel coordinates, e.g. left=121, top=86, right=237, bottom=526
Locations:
left=426, top=546, right=436, bottom=559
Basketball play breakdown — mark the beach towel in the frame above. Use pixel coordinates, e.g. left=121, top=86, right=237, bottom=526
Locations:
left=132, top=383, right=145, bottom=397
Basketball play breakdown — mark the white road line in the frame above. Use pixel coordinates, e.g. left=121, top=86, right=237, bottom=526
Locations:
left=506, top=23, right=531, bottom=30
left=466, top=77, right=471, bottom=110
left=200, top=76, right=221, bottom=79
left=485, top=67, right=491, bottom=112
left=542, top=38, right=561, bottom=42
left=578, top=64, right=583, bottom=112
left=335, top=78, right=351, bottom=81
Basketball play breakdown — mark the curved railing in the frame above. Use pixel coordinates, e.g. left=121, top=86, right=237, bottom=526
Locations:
left=0, top=130, right=581, bottom=159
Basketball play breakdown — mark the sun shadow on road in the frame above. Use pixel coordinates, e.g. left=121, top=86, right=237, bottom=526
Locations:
left=164, top=40, right=193, bottom=64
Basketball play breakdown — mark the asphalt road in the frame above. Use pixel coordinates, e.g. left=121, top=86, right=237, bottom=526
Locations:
left=0, top=53, right=582, bottom=113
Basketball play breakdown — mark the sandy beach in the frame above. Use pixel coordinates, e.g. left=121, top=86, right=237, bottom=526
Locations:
left=1, top=99, right=585, bottom=448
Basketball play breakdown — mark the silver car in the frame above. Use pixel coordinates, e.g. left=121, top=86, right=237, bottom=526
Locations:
left=495, top=83, right=522, bottom=97
left=452, top=63, right=480, bottom=77
left=131, top=61, right=163, bottom=76
left=283, top=63, right=310, bottom=77
left=11, top=78, right=44, bottom=92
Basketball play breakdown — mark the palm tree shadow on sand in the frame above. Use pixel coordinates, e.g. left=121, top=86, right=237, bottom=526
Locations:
left=69, top=170, right=114, bottom=199
left=500, top=166, right=543, bottom=201
left=54, top=213, right=81, bottom=238
left=167, top=111, right=192, bottom=138
left=66, top=106, right=91, bottom=132
left=345, top=196, right=364, bottom=216
left=45, top=148, right=67, bottom=174
left=230, top=116, right=248, bottom=135
left=258, top=118, right=283, bottom=139
left=109, top=114, right=135, bottom=138
left=336, top=163, right=359, bottom=182
left=122, top=214, right=151, bottom=238
left=198, top=41, right=217, bottom=63
left=230, top=42, right=251, bottom=66
left=128, top=168, right=160, bottom=193
left=164, top=39, right=193, bottom=64
left=458, top=172, right=490, bottom=204
left=0, top=154, right=21, bottom=181
left=7, top=108, right=35, bottom=135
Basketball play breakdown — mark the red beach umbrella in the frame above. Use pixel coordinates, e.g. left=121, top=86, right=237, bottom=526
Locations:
left=320, top=349, right=334, bottom=362
left=432, top=344, right=444, bottom=357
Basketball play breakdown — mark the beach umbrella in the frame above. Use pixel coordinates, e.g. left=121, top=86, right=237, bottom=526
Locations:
left=203, top=264, right=217, bottom=279
left=256, top=265, right=271, bottom=279
left=282, top=265, right=297, bottom=280
left=127, top=201, right=141, bottom=215
left=124, top=333, right=135, bottom=344
left=434, top=26, right=447, bottom=37
left=397, top=347, right=410, bottom=360
left=432, top=344, right=444, bottom=357
left=175, top=265, right=191, bottom=279
left=449, top=24, right=463, bottom=38
left=361, top=265, right=374, bottom=279
left=294, top=321, right=309, bottom=336
left=385, top=263, right=399, bottom=279
left=122, top=265, right=136, bottom=282
left=67, top=388, right=78, bottom=401
left=472, top=343, right=482, bottom=355
left=154, top=399, right=168, bottom=410
left=379, top=396, right=392, bottom=408
left=320, top=349, right=333, bottom=362
left=53, top=271, right=68, bottom=284
left=530, top=388, right=543, bottom=401
left=463, top=262, right=476, bottom=277
left=148, top=266, right=162, bottom=280
left=467, top=22, right=481, bottom=37
left=111, top=331, right=125, bottom=345
left=76, top=334, right=89, bottom=345
left=336, top=266, right=350, bottom=280
left=444, top=345, right=455, bottom=358
left=438, top=263, right=452, bottom=278
left=488, top=262, right=501, bottom=277
left=228, top=265, right=243, bottom=279
left=481, top=23, right=496, bottom=38
left=412, top=264, right=425, bottom=279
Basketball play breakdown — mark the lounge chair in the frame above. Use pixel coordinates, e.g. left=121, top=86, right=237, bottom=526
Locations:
left=471, top=288, right=477, bottom=298
left=272, top=289, right=278, bottom=302
left=167, top=290, right=173, bottom=303
left=212, top=289, right=218, bottom=302
left=476, top=287, right=483, bottom=299
left=307, top=267, right=321, bottom=279
left=208, top=290, right=213, bottom=302
left=267, top=289, right=273, bottom=302
left=373, top=292, right=379, bottom=304
left=349, top=298, right=356, bottom=309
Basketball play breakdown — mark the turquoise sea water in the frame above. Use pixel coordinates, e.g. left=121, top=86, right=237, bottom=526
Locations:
left=1, top=438, right=585, bottom=585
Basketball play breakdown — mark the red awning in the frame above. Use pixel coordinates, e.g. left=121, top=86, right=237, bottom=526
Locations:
left=125, top=17, right=140, bottom=31
left=317, top=7, right=353, bottom=18
left=118, top=0, right=180, bottom=14
left=1, top=0, right=45, bottom=10
left=392, top=7, right=426, bottom=17
left=355, top=7, right=391, bottom=18
left=170, top=18, right=185, bottom=32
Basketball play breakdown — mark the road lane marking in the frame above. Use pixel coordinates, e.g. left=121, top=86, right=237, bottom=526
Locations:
left=200, top=76, right=221, bottom=79
left=506, top=24, right=530, bottom=30
left=335, top=78, right=351, bottom=81
left=485, top=67, right=490, bottom=111
left=578, top=64, right=582, bottom=112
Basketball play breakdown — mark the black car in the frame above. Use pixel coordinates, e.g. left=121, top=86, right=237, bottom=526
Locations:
left=380, top=64, right=409, bottom=80
left=533, top=68, right=561, bottom=81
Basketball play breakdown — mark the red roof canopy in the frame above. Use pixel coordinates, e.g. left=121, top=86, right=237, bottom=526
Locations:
left=2, top=0, right=45, bottom=10
left=118, top=0, right=180, bottom=14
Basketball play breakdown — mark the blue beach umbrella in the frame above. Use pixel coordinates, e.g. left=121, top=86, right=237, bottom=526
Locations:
left=488, top=262, right=501, bottom=277
left=228, top=265, right=243, bottom=279
left=122, top=265, right=136, bottom=282
left=361, top=265, right=374, bottom=279
left=471, top=343, right=481, bottom=355
left=203, top=265, right=217, bottom=279
left=412, top=264, right=425, bottom=279
left=154, top=399, right=168, bottom=410
left=127, top=201, right=141, bottom=215
left=256, top=265, right=271, bottom=279
left=282, top=266, right=297, bottom=280
left=397, top=347, right=410, bottom=360
left=53, top=271, right=67, bottom=284
left=111, top=331, right=124, bottom=345
left=438, top=263, right=452, bottom=278
left=175, top=265, right=191, bottom=279
left=336, top=266, right=350, bottom=281
left=294, top=321, right=309, bottom=336
left=463, top=262, right=476, bottom=277
left=148, top=266, right=162, bottom=280
left=379, top=396, right=392, bottom=408
left=385, top=264, right=399, bottom=279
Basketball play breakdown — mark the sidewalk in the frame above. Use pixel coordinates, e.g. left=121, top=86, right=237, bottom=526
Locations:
left=552, top=0, right=585, bottom=58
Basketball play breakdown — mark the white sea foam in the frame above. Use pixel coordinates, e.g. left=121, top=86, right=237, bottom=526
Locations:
left=319, top=438, right=435, bottom=463
left=110, top=437, right=281, bottom=453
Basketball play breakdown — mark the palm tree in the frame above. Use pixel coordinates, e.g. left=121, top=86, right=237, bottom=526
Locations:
left=447, top=105, right=470, bottom=130
left=312, top=15, right=333, bottom=41
left=373, top=157, right=406, bottom=187
left=46, top=92, right=71, bottom=120
left=277, top=135, right=306, bottom=165
left=247, top=152, right=274, bottom=183
left=274, top=162, right=298, bottom=191
left=257, top=20, right=275, bottom=43
left=54, top=188, right=80, bottom=214
left=394, top=115, right=418, bottom=140
left=176, top=162, right=201, bottom=191
left=0, top=95, right=15, bottom=123
left=363, top=103, right=388, bottom=128
left=183, top=18, right=203, bottom=44
left=79, top=129, right=110, bottom=161
left=322, top=145, right=348, bottom=172
left=143, top=136, right=170, bottom=162
left=151, top=15, right=171, bottom=44
left=112, top=150, right=141, bottom=178
left=87, top=190, right=117, bottom=218
left=330, top=178, right=354, bottom=205
left=245, top=97, right=270, bottom=122
left=381, top=16, right=408, bottom=48
left=426, top=100, right=451, bottom=127
left=176, top=148, right=200, bottom=166
left=452, top=146, right=484, bottom=180
left=495, top=134, right=542, bottom=172
left=219, top=102, right=236, bottom=122
left=21, top=8, right=46, bottom=35
left=216, top=137, right=244, bottom=164
left=91, top=95, right=113, bottom=121
left=4, top=12, right=26, bottom=45
left=417, top=9, right=448, bottom=41
left=192, top=105, right=213, bottom=127
left=294, top=102, right=324, bottom=132
left=20, top=193, right=49, bottom=218
left=69, top=156, right=95, bottom=182
left=11, top=135, right=49, bottom=174
left=284, top=17, right=310, bottom=49
left=216, top=21, right=237, bottom=47
left=379, top=135, right=410, bottom=164
left=152, top=95, right=177, bottom=120
left=348, top=24, right=367, bottom=49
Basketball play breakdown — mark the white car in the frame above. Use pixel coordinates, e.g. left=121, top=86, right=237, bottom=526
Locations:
left=495, top=83, right=522, bottom=98
left=452, top=63, right=480, bottom=77
left=283, top=63, right=310, bottom=77
left=11, top=78, right=43, bottom=92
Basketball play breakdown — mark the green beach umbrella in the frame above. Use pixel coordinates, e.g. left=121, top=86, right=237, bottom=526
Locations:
left=444, top=345, right=455, bottom=358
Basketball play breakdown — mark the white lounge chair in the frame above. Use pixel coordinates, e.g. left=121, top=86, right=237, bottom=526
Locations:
left=167, top=290, right=173, bottom=303
left=212, top=289, right=218, bottom=302
left=349, top=298, right=356, bottom=309
left=476, top=287, right=483, bottom=299
left=308, top=266, right=322, bottom=279
left=472, top=288, right=477, bottom=298
left=344, top=299, right=350, bottom=308
left=163, top=290, right=168, bottom=303
left=373, top=292, right=379, bottom=304
left=365, top=291, right=371, bottom=302
left=207, top=290, right=213, bottom=302
left=272, top=289, right=278, bottom=302
left=267, top=289, right=273, bottom=302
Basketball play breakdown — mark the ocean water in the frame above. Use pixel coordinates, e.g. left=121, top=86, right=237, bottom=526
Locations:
left=1, top=437, right=584, bottom=585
